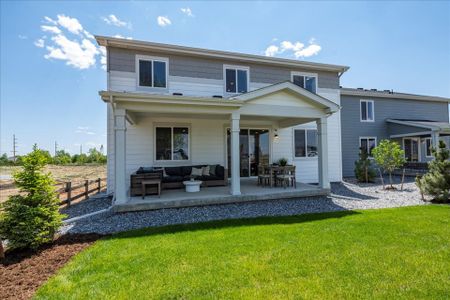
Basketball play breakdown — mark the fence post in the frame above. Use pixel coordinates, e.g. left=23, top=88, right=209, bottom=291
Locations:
left=97, top=177, right=101, bottom=193
left=85, top=180, right=89, bottom=199
left=66, top=182, right=72, bottom=206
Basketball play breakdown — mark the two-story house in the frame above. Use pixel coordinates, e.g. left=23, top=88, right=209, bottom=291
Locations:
left=95, top=36, right=449, bottom=211
left=340, top=88, right=450, bottom=177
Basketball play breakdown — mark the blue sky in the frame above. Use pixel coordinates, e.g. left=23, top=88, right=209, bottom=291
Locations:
left=1, top=1, right=449, bottom=156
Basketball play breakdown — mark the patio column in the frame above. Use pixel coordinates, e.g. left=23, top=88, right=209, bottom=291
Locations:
left=230, top=112, right=241, bottom=195
left=114, top=108, right=127, bottom=204
left=431, top=131, right=440, bottom=149
left=317, top=117, right=330, bottom=189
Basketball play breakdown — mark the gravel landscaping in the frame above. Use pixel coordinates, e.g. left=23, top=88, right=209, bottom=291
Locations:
left=62, top=176, right=427, bottom=235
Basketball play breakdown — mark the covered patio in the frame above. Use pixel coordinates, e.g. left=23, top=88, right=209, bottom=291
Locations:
left=114, top=178, right=328, bottom=212
left=101, top=82, right=340, bottom=212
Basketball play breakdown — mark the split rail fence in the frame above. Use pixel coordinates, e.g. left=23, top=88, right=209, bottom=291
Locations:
left=56, top=177, right=106, bottom=206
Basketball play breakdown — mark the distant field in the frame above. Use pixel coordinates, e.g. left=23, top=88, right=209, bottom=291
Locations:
left=0, top=165, right=107, bottom=203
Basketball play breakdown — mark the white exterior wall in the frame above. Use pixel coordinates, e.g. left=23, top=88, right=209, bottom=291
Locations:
left=106, top=71, right=343, bottom=193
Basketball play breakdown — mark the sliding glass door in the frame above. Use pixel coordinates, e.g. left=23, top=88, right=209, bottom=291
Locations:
left=404, top=138, right=419, bottom=162
left=227, top=128, right=270, bottom=177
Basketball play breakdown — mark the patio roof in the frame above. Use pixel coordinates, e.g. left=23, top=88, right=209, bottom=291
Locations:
left=387, top=119, right=450, bottom=138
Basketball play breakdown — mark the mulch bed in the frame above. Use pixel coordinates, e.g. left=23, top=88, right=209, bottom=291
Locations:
left=0, top=234, right=103, bottom=300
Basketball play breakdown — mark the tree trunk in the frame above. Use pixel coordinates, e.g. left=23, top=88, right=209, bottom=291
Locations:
left=0, top=240, right=4, bottom=259
left=389, top=172, right=393, bottom=189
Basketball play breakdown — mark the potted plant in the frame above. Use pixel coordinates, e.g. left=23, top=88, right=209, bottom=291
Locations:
left=278, top=158, right=288, bottom=166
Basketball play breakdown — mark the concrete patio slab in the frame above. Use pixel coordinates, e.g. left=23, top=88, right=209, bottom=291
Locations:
left=113, top=179, right=329, bottom=212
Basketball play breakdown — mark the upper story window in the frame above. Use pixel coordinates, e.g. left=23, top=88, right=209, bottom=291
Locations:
left=294, top=129, right=318, bottom=158
left=291, top=72, right=317, bottom=93
left=224, top=65, right=249, bottom=94
left=360, top=100, right=374, bottom=122
left=136, top=55, right=168, bottom=89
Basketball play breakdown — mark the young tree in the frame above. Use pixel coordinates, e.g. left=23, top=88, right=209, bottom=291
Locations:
left=0, top=145, right=64, bottom=250
left=87, top=148, right=107, bottom=164
left=53, top=149, right=72, bottom=165
left=417, top=140, right=450, bottom=203
left=372, top=139, right=406, bottom=189
left=354, top=148, right=376, bottom=183
left=0, top=153, right=10, bottom=166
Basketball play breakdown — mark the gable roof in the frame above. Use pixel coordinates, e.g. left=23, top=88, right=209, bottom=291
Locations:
left=231, top=81, right=341, bottom=113
left=95, top=35, right=349, bottom=74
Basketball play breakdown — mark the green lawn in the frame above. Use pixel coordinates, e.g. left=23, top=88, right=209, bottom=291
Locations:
left=36, top=205, right=449, bottom=299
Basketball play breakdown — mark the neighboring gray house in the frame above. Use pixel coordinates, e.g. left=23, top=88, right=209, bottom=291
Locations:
left=341, top=88, right=450, bottom=177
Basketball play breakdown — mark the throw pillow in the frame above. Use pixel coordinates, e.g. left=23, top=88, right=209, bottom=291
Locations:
left=191, top=167, right=203, bottom=176
left=202, top=165, right=210, bottom=176
left=209, top=164, right=217, bottom=176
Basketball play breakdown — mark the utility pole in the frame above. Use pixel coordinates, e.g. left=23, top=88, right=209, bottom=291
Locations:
left=54, top=141, right=58, bottom=156
left=80, top=144, right=83, bottom=154
left=11, top=134, right=18, bottom=162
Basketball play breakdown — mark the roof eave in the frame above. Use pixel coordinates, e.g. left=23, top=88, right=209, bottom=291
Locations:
left=95, top=35, right=349, bottom=73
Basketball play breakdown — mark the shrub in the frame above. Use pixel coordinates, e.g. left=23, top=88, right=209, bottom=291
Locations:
left=417, top=140, right=450, bottom=203
left=53, top=150, right=72, bottom=165
left=354, top=148, right=376, bottom=183
left=372, top=140, right=406, bottom=189
left=0, top=145, right=64, bottom=250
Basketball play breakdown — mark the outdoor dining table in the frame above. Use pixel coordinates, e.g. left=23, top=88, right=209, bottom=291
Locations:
left=263, top=165, right=295, bottom=187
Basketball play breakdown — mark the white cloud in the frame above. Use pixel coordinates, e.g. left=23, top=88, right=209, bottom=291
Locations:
left=99, top=46, right=107, bottom=70
left=113, top=34, right=133, bottom=40
left=181, top=7, right=194, bottom=17
left=44, top=16, right=57, bottom=25
left=294, top=44, right=322, bottom=58
left=44, top=34, right=99, bottom=69
left=157, top=16, right=171, bottom=27
left=264, top=45, right=279, bottom=57
left=76, top=126, right=96, bottom=135
left=37, top=15, right=105, bottom=70
left=41, top=25, right=61, bottom=34
left=56, top=14, right=83, bottom=35
left=34, top=39, right=45, bottom=48
left=18, top=34, right=28, bottom=40
left=102, top=14, right=131, bottom=28
left=264, top=38, right=322, bottom=59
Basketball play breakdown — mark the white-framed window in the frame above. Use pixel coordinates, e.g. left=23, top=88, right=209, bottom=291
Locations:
left=291, top=71, right=318, bottom=93
left=136, top=55, right=168, bottom=89
left=294, top=129, right=318, bottom=158
left=155, top=126, right=190, bottom=161
left=360, top=100, right=375, bottom=122
left=359, top=137, right=377, bottom=157
left=224, top=65, right=249, bottom=94
left=425, top=138, right=433, bottom=157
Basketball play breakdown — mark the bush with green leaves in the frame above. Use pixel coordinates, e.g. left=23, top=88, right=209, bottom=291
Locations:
left=354, top=148, right=376, bottom=183
left=53, top=149, right=72, bottom=165
left=0, top=145, right=64, bottom=250
left=372, top=139, right=406, bottom=189
left=417, top=140, right=450, bottom=203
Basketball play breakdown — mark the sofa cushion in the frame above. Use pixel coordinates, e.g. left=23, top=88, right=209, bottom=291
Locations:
left=209, top=164, right=217, bottom=176
left=202, top=165, right=210, bottom=176
left=165, top=167, right=183, bottom=176
left=191, top=167, right=203, bottom=176
left=162, top=175, right=184, bottom=183
left=215, top=165, right=225, bottom=179
left=182, top=166, right=192, bottom=176
left=136, top=167, right=155, bottom=174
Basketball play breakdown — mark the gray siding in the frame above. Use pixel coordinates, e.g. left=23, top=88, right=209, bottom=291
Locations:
left=341, top=95, right=449, bottom=176
left=108, top=47, right=339, bottom=89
